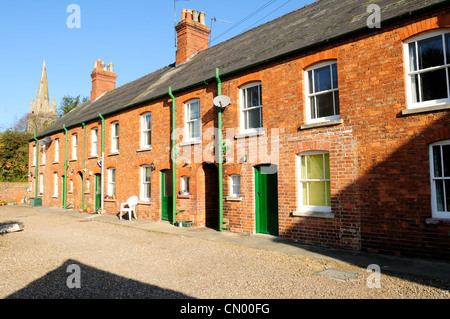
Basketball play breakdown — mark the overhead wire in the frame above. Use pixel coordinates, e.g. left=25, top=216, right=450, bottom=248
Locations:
left=243, top=0, right=294, bottom=32
left=210, top=0, right=278, bottom=44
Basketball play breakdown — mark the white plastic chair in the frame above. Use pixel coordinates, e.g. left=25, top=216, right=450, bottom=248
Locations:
left=120, top=196, right=138, bottom=221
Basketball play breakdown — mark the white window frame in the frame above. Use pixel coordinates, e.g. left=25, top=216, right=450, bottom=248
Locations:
left=298, top=151, right=331, bottom=213
left=240, top=82, right=263, bottom=132
left=111, top=122, right=119, bottom=153
left=141, top=113, right=152, bottom=149
left=230, top=174, right=241, bottom=197
left=404, top=30, right=450, bottom=109
left=69, top=179, right=74, bottom=194
left=91, top=128, right=98, bottom=157
left=42, top=145, right=46, bottom=165
left=429, top=140, right=450, bottom=219
left=39, top=174, right=44, bottom=195
left=53, top=173, right=58, bottom=197
left=141, top=165, right=152, bottom=202
left=305, top=61, right=340, bottom=124
left=33, top=145, right=36, bottom=166
left=54, top=139, right=59, bottom=163
left=181, top=176, right=190, bottom=195
left=72, top=134, right=77, bottom=160
left=185, top=99, right=201, bottom=142
left=108, top=168, right=116, bottom=196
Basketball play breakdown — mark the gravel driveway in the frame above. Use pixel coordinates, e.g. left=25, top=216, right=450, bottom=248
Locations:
left=0, top=205, right=449, bottom=300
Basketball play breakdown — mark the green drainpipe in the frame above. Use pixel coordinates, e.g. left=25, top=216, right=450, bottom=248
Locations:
left=215, top=68, right=226, bottom=232
left=168, top=87, right=177, bottom=225
left=63, top=125, right=68, bottom=209
left=99, top=114, right=105, bottom=212
left=82, top=123, right=86, bottom=210
left=33, top=131, right=39, bottom=199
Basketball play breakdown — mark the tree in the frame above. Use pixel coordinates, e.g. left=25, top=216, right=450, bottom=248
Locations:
left=57, top=95, right=89, bottom=117
left=0, top=128, right=32, bottom=182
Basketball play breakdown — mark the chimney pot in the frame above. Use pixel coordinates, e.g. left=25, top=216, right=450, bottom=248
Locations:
left=186, top=9, right=192, bottom=20
left=192, top=10, right=199, bottom=22
left=181, top=8, right=187, bottom=20
left=199, top=12, right=206, bottom=25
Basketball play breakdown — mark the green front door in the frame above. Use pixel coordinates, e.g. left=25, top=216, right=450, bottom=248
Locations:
left=95, top=174, right=101, bottom=211
left=161, top=170, right=173, bottom=222
left=255, top=165, right=279, bottom=236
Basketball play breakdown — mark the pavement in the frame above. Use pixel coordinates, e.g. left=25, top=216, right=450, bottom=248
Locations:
left=23, top=205, right=450, bottom=281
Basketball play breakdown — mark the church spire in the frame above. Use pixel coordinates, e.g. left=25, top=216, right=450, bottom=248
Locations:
left=36, top=59, right=50, bottom=113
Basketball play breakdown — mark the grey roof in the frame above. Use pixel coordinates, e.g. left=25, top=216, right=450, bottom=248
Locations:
left=37, top=0, right=448, bottom=138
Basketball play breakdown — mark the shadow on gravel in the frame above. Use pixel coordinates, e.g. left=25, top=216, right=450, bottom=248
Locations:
left=6, top=259, right=194, bottom=299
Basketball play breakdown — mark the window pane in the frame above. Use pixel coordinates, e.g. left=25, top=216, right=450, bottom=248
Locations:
left=301, top=156, right=306, bottom=180
left=435, top=180, right=445, bottom=211
left=314, top=65, right=332, bottom=92
left=446, top=34, right=450, bottom=64
left=310, top=97, right=316, bottom=119
left=433, top=145, right=442, bottom=177
left=446, top=180, right=450, bottom=212
left=418, top=35, right=444, bottom=70
left=246, top=85, right=261, bottom=108
left=189, top=121, right=200, bottom=139
left=409, top=42, right=418, bottom=71
left=326, top=181, right=331, bottom=207
left=145, top=114, right=152, bottom=130
left=308, top=70, right=314, bottom=94
left=145, top=131, right=151, bottom=146
left=316, top=92, right=335, bottom=118
left=333, top=91, right=340, bottom=115
left=302, top=182, right=308, bottom=205
left=420, top=69, right=447, bottom=101
left=247, top=108, right=262, bottom=129
left=145, top=184, right=151, bottom=199
left=306, top=154, right=324, bottom=180
left=309, top=181, right=326, bottom=206
left=332, top=63, right=338, bottom=89
left=113, top=123, right=119, bottom=136
left=443, top=145, right=450, bottom=177
left=189, top=102, right=200, bottom=120
left=324, top=153, right=330, bottom=179
left=145, top=167, right=151, bottom=183
left=411, top=74, right=420, bottom=103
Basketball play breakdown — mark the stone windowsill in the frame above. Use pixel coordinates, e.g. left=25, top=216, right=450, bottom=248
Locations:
left=138, top=201, right=152, bottom=205
left=292, top=211, right=335, bottom=218
left=137, top=147, right=152, bottom=153
left=234, top=130, right=265, bottom=140
left=104, top=198, right=117, bottom=202
left=40, top=164, right=46, bottom=166
left=69, top=159, right=77, bottom=162
left=425, top=218, right=450, bottom=226
left=107, top=152, right=120, bottom=157
left=52, top=161, right=59, bottom=165
left=180, top=140, right=202, bottom=147
left=226, top=196, right=242, bottom=201
left=88, top=156, right=98, bottom=159
left=402, top=103, right=450, bottom=116
left=300, top=119, right=343, bottom=130
left=51, top=196, right=58, bottom=199
left=177, top=194, right=191, bottom=199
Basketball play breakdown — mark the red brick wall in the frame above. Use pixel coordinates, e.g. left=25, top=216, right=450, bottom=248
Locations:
left=29, top=5, right=450, bottom=261
left=0, top=182, right=28, bottom=204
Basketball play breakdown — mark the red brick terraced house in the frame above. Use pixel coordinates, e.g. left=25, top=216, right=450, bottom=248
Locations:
left=29, top=0, right=450, bottom=261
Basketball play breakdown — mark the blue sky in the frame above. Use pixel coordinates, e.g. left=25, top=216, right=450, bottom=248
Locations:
left=0, top=0, right=315, bottom=131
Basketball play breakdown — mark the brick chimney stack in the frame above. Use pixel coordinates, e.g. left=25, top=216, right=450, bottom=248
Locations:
left=175, top=9, right=210, bottom=65
left=90, top=59, right=117, bottom=101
